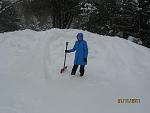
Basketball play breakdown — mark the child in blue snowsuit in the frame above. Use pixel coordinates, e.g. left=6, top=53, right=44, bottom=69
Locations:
left=65, top=33, right=88, bottom=76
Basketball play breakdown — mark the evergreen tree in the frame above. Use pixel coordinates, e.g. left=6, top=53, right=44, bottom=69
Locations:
left=0, top=0, right=19, bottom=32
left=19, top=0, right=52, bottom=30
left=50, top=0, right=80, bottom=29
left=139, top=0, right=150, bottom=48
left=112, top=0, right=139, bottom=38
left=87, top=0, right=118, bottom=35
left=20, top=0, right=81, bottom=29
left=72, top=0, right=97, bottom=29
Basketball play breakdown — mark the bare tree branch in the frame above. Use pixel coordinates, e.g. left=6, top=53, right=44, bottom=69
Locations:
left=0, top=0, right=23, bottom=14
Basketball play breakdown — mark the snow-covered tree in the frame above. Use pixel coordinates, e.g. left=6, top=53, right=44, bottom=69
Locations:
left=0, top=0, right=20, bottom=32
left=18, top=0, right=52, bottom=30
left=111, top=0, right=139, bottom=38
left=138, top=0, right=150, bottom=48
left=72, top=0, right=98, bottom=29
left=0, top=1, right=2, bottom=10
left=50, top=0, right=81, bottom=29
left=0, top=0, right=23, bottom=15
left=85, top=0, right=118, bottom=35
left=119, top=0, right=139, bottom=15
left=20, top=0, right=81, bottom=29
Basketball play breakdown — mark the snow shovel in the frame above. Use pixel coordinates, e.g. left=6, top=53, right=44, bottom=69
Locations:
left=60, top=42, right=69, bottom=74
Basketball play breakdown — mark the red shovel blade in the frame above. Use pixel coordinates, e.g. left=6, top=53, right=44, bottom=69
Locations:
left=60, top=66, right=68, bottom=74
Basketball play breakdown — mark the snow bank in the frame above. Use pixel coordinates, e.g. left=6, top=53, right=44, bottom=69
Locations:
left=0, top=29, right=150, bottom=113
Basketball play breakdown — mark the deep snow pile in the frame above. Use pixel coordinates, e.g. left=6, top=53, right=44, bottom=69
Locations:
left=0, top=29, right=150, bottom=113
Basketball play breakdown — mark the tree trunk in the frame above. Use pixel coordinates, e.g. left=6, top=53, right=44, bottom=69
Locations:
left=67, top=14, right=74, bottom=29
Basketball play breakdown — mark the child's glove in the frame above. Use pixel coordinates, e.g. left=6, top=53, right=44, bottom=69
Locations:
left=65, top=50, right=69, bottom=53
left=84, top=58, right=87, bottom=62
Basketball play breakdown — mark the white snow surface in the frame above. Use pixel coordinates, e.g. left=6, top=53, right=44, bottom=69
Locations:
left=0, top=29, right=150, bottom=113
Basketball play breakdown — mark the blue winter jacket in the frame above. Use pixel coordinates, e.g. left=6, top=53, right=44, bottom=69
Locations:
left=68, top=35, right=88, bottom=65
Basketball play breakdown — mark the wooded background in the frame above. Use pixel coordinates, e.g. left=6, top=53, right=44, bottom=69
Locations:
left=0, top=0, right=150, bottom=48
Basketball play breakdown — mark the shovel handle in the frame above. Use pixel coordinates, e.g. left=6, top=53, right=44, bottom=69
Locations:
left=65, top=41, right=69, bottom=52
left=64, top=42, right=69, bottom=67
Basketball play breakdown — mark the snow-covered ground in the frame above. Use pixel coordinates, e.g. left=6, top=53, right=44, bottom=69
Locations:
left=0, top=29, right=150, bottom=113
